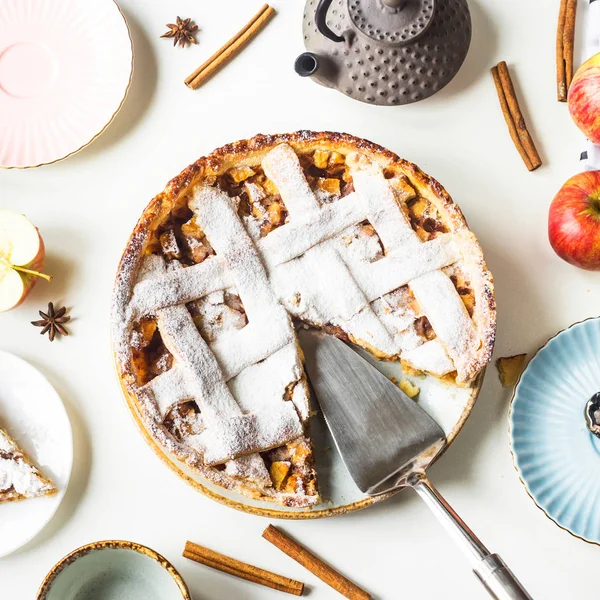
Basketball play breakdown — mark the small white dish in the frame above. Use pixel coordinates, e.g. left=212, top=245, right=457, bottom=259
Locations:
left=0, top=0, right=133, bottom=168
left=0, top=350, right=73, bottom=558
left=37, top=541, right=192, bottom=600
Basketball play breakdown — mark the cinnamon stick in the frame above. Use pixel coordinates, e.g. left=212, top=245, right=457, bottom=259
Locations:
left=556, top=0, right=568, bottom=101
left=557, top=0, right=578, bottom=101
left=185, top=4, right=276, bottom=90
left=262, top=525, right=371, bottom=600
left=491, top=62, right=541, bottom=171
left=491, top=66, right=533, bottom=170
left=564, top=0, right=578, bottom=93
left=183, top=540, right=304, bottom=596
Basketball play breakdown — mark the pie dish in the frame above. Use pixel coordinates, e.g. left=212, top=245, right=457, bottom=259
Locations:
left=112, top=131, right=496, bottom=509
left=0, top=426, right=56, bottom=503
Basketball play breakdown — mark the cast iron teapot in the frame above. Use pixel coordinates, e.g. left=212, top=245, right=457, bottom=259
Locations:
left=295, top=0, right=471, bottom=105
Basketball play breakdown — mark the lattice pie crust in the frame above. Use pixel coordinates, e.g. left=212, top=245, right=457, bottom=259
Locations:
left=112, top=132, right=495, bottom=508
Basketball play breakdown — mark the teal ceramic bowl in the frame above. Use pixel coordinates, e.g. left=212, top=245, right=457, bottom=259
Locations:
left=37, top=541, right=191, bottom=600
left=509, top=317, right=600, bottom=545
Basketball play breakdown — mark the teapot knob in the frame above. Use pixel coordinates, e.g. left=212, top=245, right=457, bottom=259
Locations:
left=381, top=0, right=408, bottom=7
left=348, top=0, right=436, bottom=45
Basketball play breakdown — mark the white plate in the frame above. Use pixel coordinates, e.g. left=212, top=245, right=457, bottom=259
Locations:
left=0, top=351, right=73, bottom=558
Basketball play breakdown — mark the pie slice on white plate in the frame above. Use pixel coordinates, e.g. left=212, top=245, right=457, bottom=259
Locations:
left=0, top=426, right=57, bottom=503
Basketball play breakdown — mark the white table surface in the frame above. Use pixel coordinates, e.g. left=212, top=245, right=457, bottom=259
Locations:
left=1, top=0, right=598, bottom=598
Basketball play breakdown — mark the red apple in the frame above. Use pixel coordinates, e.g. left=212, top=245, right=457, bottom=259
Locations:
left=568, top=53, right=600, bottom=143
left=0, top=209, right=51, bottom=312
left=549, top=171, right=600, bottom=270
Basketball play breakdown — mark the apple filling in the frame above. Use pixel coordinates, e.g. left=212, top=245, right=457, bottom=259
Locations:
left=261, top=438, right=317, bottom=503
left=130, top=318, right=173, bottom=386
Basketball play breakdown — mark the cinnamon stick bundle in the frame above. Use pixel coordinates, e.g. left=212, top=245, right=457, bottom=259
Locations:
left=263, top=525, right=371, bottom=600
left=557, top=0, right=578, bottom=101
left=185, top=4, right=276, bottom=90
left=183, top=540, right=304, bottom=596
left=491, top=62, right=542, bottom=172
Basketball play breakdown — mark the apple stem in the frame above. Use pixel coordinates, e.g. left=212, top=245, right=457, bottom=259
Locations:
left=12, top=265, right=53, bottom=282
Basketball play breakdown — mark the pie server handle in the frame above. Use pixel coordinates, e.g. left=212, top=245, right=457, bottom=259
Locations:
left=413, top=476, right=534, bottom=600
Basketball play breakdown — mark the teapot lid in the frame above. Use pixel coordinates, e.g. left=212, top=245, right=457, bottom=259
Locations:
left=349, top=0, right=435, bottom=45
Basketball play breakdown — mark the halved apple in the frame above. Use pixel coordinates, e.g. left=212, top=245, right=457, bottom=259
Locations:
left=0, top=209, right=50, bottom=312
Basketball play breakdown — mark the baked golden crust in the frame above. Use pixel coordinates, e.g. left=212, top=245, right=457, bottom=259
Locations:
left=0, top=427, right=57, bottom=503
left=112, top=131, right=496, bottom=507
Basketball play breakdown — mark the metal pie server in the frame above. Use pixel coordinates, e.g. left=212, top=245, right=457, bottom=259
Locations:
left=298, top=329, right=533, bottom=600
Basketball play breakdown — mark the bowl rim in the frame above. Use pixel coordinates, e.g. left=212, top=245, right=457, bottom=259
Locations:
left=36, top=539, right=192, bottom=600
left=508, top=315, right=600, bottom=547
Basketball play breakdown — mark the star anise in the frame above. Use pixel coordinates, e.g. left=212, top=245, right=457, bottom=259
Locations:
left=31, top=302, right=70, bottom=342
left=161, top=16, right=198, bottom=48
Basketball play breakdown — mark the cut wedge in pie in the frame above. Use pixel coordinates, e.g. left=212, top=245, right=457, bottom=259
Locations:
left=112, top=131, right=496, bottom=508
left=0, top=427, right=57, bottom=503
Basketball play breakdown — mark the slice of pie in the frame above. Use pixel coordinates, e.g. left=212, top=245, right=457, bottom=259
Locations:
left=112, top=131, right=496, bottom=508
left=0, top=427, right=57, bottom=503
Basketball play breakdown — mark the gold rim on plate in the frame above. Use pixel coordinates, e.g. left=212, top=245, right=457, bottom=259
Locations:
left=36, top=540, right=192, bottom=599
left=508, top=315, right=600, bottom=547
left=1, top=0, right=134, bottom=170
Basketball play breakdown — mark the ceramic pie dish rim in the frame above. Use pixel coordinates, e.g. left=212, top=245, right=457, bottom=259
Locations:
left=508, top=315, right=600, bottom=547
left=0, top=0, right=133, bottom=170
left=36, top=539, right=192, bottom=600
left=111, top=129, right=496, bottom=517
left=118, top=368, right=484, bottom=519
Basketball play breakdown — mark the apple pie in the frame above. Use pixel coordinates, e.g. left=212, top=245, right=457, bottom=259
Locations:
left=0, top=427, right=56, bottom=503
left=112, top=131, right=495, bottom=508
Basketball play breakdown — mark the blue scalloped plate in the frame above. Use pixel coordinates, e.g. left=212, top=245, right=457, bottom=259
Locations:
left=510, top=317, right=600, bottom=545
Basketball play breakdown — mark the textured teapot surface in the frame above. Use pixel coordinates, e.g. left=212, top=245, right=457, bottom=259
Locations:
left=300, top=0, right=471, bottom=106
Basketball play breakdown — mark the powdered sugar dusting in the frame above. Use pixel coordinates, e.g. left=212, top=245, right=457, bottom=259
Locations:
left=259, top=145, right=474, bottom=374
left=156, top=289, right=303, bottom=466
left=257, top=192, right=365, bottom=268
left=402, top=339, right=455, bottom=376
left=0, top=428, right=55, bottom=499
left=225, top=454, right=270, bottom=486
left=130, top=257, right=233, bottom=320
left=262, top=143, right=320, bottom=215
left=410, top=271, right=478, bottom=377
left=190, top=185, right=297, bottom=381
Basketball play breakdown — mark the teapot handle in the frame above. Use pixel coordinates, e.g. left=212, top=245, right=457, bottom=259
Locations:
left=316, top=0, right=344, bottom=43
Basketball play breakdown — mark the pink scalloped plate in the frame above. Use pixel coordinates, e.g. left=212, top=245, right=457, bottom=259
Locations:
left=0, top=0, right=133, bottom=169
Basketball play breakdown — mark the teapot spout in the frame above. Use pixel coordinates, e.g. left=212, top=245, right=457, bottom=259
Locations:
left=294, top=52, right=337, bottom=89
left=294, top=52, right=320, bottom=78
